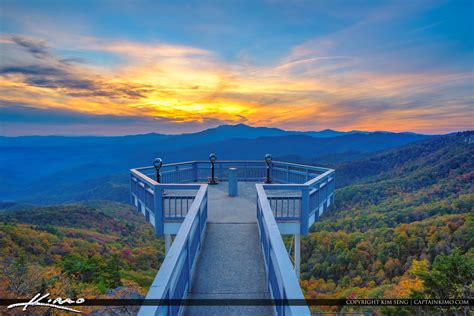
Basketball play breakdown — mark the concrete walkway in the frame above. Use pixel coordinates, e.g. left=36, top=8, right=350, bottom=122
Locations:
left=186, top=182, right=273, bottom=316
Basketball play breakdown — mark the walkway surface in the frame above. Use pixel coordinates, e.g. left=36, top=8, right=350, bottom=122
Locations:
left=185, top=182, right=273, bottom=316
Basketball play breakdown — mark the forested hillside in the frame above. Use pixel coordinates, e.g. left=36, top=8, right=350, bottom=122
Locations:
left=301, top=135, right=474, bottom=314
left=0, top=202, right=164, bottom=314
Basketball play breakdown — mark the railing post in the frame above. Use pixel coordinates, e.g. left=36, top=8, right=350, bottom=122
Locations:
left=198, top=199, right=203, bottom=239
left=294, top=234, right=301, bottom=279
left=165, top=234, right=171, bottom=254
left=318, top=184, right=322, bottom=217
left=129, top=174, right=134, bottom=206
left=301, top=187, right=309, bottom=235
left=332, top=172, right=336, bottom=206
left=323, top=180, right=328, bottom=208
left=153, top=184, right=164, bottom=236
left=269, top=163, right=274, bottom=183
left=203, top=190, right=208, bottom=234
left=266, top=231, right=271, bottom=277
left=193, top=161, right=198, bottom=182
left=187, top=238, right=192, bottom=290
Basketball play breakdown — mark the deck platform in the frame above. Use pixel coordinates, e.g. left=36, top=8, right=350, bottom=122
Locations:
left=131, top=160, right=335, bottom=316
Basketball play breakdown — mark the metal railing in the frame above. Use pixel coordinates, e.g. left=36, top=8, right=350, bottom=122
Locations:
left=163, top=195, right=195, bottom=220
left=130, top=168, right=202, bottom=234
left=268, top=195, right=302, bottom=220
left=134, top=160, right=331, bottom=184
left=255, top=163, right=334, bottom=315
left=272, top=161, right=328, bottom=184
left=257, top=184, right=311, bottom=316
left=138, top=184, right=208, bottom=316
left=263, top=168, right=335, bottom=234
left=131, top=160, right=334, bottom=232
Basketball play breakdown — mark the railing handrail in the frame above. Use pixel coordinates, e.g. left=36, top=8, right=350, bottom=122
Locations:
left=256, top=184, right=310, bottom=315
left=138, top=184, right=208, bottom=316
left=195, top=160, right=266, bottom=163
left=131, top=168, right=158, bottom=186
left=133, top=160, right=331, bottom=184
left=305, top=169, right=335, bottom=187
left=136, top=161, right=196, bottom=169
left=131, top=168, right=203, bottom=188
left=273, top=160, right=329, bottom=172
left=263, top=184, right=308, bottom=190
left=137, top=159, right=327, bottom=168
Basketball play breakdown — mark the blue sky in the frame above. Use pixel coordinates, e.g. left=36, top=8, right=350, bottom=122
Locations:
left=0, top=0, right=473, bottom=135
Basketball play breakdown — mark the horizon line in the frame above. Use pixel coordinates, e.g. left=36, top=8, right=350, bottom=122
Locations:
left=0, top=123, right=467, bottom=138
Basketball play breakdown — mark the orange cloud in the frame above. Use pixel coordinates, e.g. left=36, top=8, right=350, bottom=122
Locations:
left=0, top=35, right=472, bottom=135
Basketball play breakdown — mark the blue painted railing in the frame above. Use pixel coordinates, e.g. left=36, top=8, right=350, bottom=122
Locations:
left=257, top=184, right=310, bottom=316
left=138, top=184, right=208, bottom=316
left=130, top=168, right=203, bottom=234
left=264, top=166, right=335, bottom=234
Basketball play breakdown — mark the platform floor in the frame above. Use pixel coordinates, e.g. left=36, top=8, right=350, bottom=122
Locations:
left=185, top=182, right=273, bottom=316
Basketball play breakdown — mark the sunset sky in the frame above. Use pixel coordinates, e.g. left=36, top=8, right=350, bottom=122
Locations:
left=0, top=0, right=473, bottom=136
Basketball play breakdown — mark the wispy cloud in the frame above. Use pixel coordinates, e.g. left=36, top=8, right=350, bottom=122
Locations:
left=409, top=20, right=444, bottom=34
left=10, top=36, right=50, bottom=59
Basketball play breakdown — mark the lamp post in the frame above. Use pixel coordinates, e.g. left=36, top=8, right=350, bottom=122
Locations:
left=208, top=153, right=218, bottom=184
left=153, top=158, right=163, bottom=183
left=264, top=153, right=272, bottom=184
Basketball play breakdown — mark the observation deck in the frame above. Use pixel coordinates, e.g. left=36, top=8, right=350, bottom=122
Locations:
left=130, top=160, right=335, bottom=315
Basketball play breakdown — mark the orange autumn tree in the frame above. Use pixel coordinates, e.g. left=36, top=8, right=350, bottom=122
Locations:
left=383, top=259, right=427, bottom=298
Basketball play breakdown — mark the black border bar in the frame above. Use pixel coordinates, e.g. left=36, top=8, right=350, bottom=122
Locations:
left=1, top=299, right=472, bottom=306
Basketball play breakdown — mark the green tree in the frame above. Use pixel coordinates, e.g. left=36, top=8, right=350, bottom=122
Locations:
left=103, top=254, right=122, bottom=289
left=61, top=253, right=87, bottom=280
left=413, top=249, right=473, bottom=299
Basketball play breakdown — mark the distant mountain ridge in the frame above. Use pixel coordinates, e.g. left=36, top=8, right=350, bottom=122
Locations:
left=178, top=123, right=370, bottom=140
left=0, top=123, right=428, bottom=147
left=0, top=124, right=435, bottom=204
left=162, top=132, right=431, bottom=161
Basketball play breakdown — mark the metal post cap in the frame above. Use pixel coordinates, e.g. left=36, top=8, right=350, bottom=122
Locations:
left=209, top=153, right=217, bottom=163
left=153, top=158, right=163, bottom=170
left=265, top=154, right=272, bottom=164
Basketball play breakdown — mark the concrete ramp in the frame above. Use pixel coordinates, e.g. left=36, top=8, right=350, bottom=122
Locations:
left=186, top=183, right=273, bottom=315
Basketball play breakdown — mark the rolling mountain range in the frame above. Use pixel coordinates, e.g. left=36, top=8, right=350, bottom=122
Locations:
left=0, top=124, right=431, bottom=204
left=0, top=123, right=372, bottom=148
left=0, top=131, right=472, bottom=315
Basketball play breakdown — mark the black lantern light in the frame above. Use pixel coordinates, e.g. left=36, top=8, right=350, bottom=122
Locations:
left=153, top=157, right=163, bottom=183
left=264, top=153, right=272, bottom=184
left=208, top=153, right=218, bottom=184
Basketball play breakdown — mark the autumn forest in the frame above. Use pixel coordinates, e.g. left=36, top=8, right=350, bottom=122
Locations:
left=0, top=132, right=473, bottom=315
